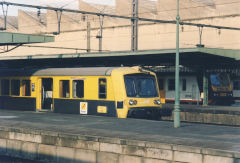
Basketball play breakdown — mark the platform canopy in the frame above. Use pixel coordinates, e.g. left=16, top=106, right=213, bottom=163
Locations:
left=0, top=32, right=54, bottom=45
left=0, top=47, right=239, bottom=69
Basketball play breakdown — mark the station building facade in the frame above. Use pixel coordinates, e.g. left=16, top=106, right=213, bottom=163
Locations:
left=0, top=0, right=239, bottom=56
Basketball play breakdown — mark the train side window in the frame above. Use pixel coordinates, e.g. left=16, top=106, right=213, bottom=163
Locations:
left=22, top=80, right=31, bottom=96
left=99, top=78, right=107, bottom=99
left=233, top=80, right=240, bottom=90
left=59, top=80, right=70, bottom=98
left=11, top=80, right=20, bottom=96
left=182, top=79, right=186, bottom=91
left=168, top=79, right=175, bottom=91
left=1, top=79, right=10, bottom=95
left=158, top=79, right=164, bottom=90
left=72, top=80, right=84, bottom=98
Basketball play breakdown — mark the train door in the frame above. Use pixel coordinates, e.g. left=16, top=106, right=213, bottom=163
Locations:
left=158, top=78, right=166, bottom=104
left=41, top=78, right=53, bottom=110
left=233, top=79, right=240, bottom=100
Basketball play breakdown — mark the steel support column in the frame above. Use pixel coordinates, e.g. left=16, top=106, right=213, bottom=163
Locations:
left=131, top=0, right=138, bottom=51
left=203, top=71, right=208, bottom=106
left=54, top=10, right=62, bottom=35
left=174, top=0, right=181, bottom=128
left=0, top=4, right=8, bottom=30
left=97, top=16, right=104, bottom=52
left=87, top=21, right=91, bottom=52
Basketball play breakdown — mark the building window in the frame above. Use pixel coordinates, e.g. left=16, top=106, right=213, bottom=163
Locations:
left=182, top=79, right=186, bottom=91
left=22, top=80, right=31, bottom=96
left=11, top=80, right=20, bottom=96
left=99, top=78, right=107, bottom=99
left=233, top=80, right=240, bottom=90
left=168, top=79, right=175, bottom=91
left=158, top=79, right=164, bottom=90
left=59, top=80, right=70, bottom=98
left=72, top=80, right=84, bottom=98
left=1, top=79, right=9, bottom=95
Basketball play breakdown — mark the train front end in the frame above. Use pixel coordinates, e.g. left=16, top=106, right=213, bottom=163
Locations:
left=112, top=67, right=162, bottom=119
left=209, top=73, right=234, bottom=105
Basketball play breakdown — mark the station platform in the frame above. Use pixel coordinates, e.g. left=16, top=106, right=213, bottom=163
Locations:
left=0, top=109, right=239, bottom=163
left=161, top=103, right=240, bottom=126
left=163, top=103, right=240, bottom=114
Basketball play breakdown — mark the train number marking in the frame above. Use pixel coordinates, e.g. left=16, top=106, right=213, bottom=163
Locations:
left=97, top=106, right=107, bottom=113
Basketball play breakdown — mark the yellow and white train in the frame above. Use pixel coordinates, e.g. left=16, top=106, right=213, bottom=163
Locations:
left=0, top=67, right=163, bottom=118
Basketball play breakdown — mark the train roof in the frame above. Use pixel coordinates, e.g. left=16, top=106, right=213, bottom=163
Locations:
left=0, top=67, right=122, bottom=77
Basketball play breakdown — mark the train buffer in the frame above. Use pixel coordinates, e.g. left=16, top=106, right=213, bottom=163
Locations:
left=0, top=109, right=239, bottom=163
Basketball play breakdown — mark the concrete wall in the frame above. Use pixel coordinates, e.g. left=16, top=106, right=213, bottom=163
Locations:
left=2, top=16, right=240, bottom=57
left=161, top=108, right=240, bottom=126
left=18, top=10, right=46, bottom=34
left=0, top=126, right=239, bottom=163
left=0, top=16, right=18, bottom=32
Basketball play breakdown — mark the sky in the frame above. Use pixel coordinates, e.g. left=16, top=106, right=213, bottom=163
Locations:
left=1, top=0, right=116, bottom=16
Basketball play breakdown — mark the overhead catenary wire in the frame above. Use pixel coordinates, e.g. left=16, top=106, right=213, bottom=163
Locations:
left=2, top=0, right=240, bottom=18
left=60, top=0, right=78, bottom=9
left=21, top=44, right=109, bottom=52
left=114, top=0, right=240, bottom=19
left=1, top=1, right=240, bottom=31
left=1, top=1, right=240, bottom=24
left=0, top=1, right=239, bottom=53
left=3, top=0, right=240, bottom=32
left=0, top=44, right=110, bottom=54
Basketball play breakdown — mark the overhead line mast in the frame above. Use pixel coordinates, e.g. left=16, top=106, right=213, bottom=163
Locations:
left=132, top=0, right=138, bottom=51
left=1, top=1, right=240, bottom=31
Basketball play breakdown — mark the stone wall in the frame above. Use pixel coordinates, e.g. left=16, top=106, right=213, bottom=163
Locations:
left=0, top=126, right=239, bottom=163
left=161, top=108, right=240, bottom=126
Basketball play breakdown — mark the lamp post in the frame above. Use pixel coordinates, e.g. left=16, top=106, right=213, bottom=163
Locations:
left=174, top=0, right=181, bottom=128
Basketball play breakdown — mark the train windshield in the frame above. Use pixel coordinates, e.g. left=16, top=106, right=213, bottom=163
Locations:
left=124, top=74, right=159, bottom=97
left=210, top=74, right=230, bottom=86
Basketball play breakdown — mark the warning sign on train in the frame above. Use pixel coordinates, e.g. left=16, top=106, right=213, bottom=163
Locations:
left=80, top=102, right=88, bottom=114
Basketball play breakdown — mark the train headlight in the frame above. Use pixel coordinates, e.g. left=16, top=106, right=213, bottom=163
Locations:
left=154, top=99, right=161, bottom=105
left=129, top=100, right=134, bottom=105
left=129, top=100, right=137, bottom=105
left=133, top=100, right=137, bottom=105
